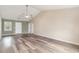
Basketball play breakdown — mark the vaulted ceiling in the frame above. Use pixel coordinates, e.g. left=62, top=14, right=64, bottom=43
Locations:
left=0, top=5, right=78, bottom=21
left=32, top=5, right=79, bottom=11
left=0, top=5, right=40, bottom=21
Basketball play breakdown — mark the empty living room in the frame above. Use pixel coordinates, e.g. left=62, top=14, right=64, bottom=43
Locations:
left=0, top=5, right=79, bottom=53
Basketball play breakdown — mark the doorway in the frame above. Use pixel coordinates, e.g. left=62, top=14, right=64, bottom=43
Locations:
left=15, top=22, right=22, bottom=34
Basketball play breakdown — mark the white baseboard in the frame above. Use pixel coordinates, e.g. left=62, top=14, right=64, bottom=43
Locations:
left=33, top=33, right=79, bottom=46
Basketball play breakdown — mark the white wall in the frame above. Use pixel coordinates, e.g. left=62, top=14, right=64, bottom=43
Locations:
left=33, top=7, right=79, bottom=45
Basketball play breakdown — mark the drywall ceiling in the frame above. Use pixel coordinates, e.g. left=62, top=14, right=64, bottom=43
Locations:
left=32, top=5, right=79, bottom=11
left=0, top=5, right=78, bottom=21
left=0, top=5, right=40, bottom=21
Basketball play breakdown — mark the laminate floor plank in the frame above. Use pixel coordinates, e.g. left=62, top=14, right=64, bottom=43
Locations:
left=0, top=34, right=79, bottom=53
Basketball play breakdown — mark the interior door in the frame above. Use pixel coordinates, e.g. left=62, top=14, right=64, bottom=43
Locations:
left=15, top=22, right=22, bottom=34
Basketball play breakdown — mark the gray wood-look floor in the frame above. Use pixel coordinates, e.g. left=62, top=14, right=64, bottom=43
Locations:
left=0, top=34, right=79, bottom=53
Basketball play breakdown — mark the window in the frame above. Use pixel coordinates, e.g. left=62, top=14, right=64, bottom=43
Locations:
left=4, top=21, right=12, bottom=31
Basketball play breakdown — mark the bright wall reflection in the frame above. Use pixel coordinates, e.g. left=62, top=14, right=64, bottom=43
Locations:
left=2, top=37, right=13, bottom=47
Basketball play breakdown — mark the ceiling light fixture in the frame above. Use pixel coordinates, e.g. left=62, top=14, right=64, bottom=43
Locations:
left=25, top=15, right=30, bottom=18
left=25, top=5, right=30, bottom=19
left=25, top=5, right=32, bottom=21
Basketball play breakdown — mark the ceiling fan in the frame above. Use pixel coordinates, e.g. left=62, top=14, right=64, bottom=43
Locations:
left=17, top=5, right=32, bottom=21
left=25, top=5, right=30, bottom=19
